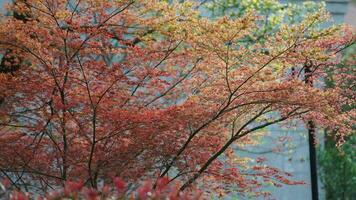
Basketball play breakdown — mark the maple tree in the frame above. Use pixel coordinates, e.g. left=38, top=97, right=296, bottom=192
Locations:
left=1, top=177, right=202, bottom=200
left=0, top=0, right=355, bottom=198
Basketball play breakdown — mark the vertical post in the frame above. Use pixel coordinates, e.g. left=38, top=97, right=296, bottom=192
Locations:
left=305, top=64, right=319, bottom=200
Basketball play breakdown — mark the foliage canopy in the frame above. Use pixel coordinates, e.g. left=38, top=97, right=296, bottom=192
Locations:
left=0, top=0, right=354, bottom=198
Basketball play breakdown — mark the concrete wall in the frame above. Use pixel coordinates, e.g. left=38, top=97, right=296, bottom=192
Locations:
left=234, top=124, right=315, bottom=200
left=345, top=2, right=356, bottom=27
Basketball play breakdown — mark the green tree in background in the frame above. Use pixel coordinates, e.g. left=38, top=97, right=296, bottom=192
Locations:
left=319, top=134, right=356, bottom=200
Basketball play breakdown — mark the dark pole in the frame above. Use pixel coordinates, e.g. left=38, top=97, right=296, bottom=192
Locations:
left=305, top=64, right=319, bottom=200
